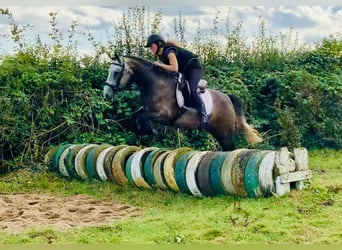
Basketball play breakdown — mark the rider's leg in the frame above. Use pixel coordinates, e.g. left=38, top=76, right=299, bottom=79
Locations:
left=191, top=90, right=208, bottom=128
left=188, top=68, right=208, bottom=129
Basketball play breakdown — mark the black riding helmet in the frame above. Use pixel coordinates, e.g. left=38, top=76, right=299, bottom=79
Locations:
left=145, top=34, right=165, bottom=48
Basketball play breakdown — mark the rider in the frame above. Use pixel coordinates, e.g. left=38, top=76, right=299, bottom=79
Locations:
left=145, top=34, right=209, bottom=129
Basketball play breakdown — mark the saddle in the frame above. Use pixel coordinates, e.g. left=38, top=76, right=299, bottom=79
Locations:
left=177, top=73, right=207, bottom=95
left=175, top=73, right=213, bottom=115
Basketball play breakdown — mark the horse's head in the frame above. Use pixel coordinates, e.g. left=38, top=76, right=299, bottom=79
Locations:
left=103, top=55, right=133, bottom=100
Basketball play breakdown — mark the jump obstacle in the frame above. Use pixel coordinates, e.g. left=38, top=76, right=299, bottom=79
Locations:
left=45, top=144, right=312, bottom=198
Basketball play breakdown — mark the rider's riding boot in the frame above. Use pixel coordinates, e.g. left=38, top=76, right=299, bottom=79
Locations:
left=198, top=102, right=209, bottom=130
left=192, top=91, right=209, bottom=130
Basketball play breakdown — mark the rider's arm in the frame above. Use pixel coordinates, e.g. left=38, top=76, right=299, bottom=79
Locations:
left=155, top=52, right=179, bottom=72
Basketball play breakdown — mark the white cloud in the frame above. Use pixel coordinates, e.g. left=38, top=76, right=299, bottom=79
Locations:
left=3, top=6, right=122, bottom=32
left=0, top=6, right=341, bottom=55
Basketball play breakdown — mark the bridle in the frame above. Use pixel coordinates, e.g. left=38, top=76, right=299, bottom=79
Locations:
left=105, top=61, right=125, bottom=92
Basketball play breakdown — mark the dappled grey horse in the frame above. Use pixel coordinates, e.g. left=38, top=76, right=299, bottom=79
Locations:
left=103, top=55, right=262, bottom=150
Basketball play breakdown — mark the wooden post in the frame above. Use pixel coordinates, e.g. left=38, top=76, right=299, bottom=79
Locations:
left=274, top=147, right=291, bottom=196
left=274, top=147, right=311, bottom=196
left=294, top=147, right=309, bottom=171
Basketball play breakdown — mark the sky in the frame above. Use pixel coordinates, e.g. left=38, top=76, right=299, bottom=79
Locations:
left=1, top=1, right=341, bottom=56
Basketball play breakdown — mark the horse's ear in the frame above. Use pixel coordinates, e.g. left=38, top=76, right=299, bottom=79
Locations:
left=107, top=51, right=122, bottom=63
left=114, top=52, right=122, bottom=63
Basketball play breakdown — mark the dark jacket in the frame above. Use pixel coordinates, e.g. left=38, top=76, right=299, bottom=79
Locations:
left=158, top=45, right=202, bottom=73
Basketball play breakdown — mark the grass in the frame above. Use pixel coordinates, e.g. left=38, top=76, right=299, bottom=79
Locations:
left=0, top=149, right=341, bottom=244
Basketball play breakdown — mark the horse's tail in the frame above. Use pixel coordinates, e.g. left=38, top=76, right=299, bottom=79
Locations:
left=228, top=94, right=263, bottom=144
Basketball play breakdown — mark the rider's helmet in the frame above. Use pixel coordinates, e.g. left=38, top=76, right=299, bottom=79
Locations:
left=145, top=34, right=165, bottom=47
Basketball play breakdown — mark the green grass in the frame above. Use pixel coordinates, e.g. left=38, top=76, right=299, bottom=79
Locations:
left=0, top=149, right=341, bottom=244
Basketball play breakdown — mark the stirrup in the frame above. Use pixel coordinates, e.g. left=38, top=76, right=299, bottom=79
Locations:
left=201, top=113, right=209, bottom=123
left=199, top=121, right=209, bottom=130
left=199, top=115, right=209, bottom=130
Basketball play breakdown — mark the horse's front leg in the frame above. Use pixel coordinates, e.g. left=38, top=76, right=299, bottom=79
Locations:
left=133, top=108, right=156, bottom=135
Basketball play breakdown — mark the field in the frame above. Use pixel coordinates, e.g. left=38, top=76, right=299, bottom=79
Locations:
left=0, top=149, right=341, bottom=244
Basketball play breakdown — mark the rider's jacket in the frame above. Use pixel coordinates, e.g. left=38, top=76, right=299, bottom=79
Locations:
left=158, top=45, right=202, bottom=73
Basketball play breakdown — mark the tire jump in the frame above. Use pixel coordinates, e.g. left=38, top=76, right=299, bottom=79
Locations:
left=45, top=144, right=312, bottom=198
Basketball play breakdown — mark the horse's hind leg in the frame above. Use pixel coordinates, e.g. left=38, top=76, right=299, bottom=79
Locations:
left=211, top=129, right=235, bottom=151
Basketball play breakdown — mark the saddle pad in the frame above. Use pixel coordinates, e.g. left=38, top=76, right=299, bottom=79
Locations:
left=176, top=87, right=213, bottom=116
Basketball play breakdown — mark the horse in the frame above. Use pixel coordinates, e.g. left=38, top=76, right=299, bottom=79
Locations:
left=103, top=55, right=262, bottom=151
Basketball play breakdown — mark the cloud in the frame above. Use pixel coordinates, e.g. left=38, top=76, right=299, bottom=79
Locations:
left=0, top=6, right=341, bottom=55
left=269, top=7, right=317, bottom=28
left=268, top=6, right=342, bottom=43
left=1, top=6, right=122, bottom=33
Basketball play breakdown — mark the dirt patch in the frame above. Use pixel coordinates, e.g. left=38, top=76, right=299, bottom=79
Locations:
left=0, top=193, right=142, bottom=234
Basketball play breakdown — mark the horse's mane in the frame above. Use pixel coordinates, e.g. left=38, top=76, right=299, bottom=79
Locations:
left=126, top=56, right=178, bottom=79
